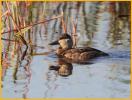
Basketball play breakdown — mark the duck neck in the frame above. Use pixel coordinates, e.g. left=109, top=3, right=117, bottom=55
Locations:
left=56, top=47, right=67, bottom=55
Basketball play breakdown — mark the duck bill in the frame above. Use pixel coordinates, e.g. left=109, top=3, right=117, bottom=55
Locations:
left=49, top=40, right=59, bottom=45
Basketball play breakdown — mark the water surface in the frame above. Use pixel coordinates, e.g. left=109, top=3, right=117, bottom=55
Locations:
left=2, top=2, right=130, bottom=98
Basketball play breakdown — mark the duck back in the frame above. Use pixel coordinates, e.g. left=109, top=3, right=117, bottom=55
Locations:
left=60, top=47, right=108, bottom=61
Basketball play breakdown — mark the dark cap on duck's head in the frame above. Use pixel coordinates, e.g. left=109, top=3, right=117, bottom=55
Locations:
left=59, top=33, right=72, bottom=40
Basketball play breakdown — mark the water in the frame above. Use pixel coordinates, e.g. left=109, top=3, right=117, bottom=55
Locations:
left=2, top=2, right=130, bottom=98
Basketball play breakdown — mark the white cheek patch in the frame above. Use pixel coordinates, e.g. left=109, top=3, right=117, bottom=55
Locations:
left=59, top=39, right=69, bottom=44
left=59, top=39, right=69, bottom=49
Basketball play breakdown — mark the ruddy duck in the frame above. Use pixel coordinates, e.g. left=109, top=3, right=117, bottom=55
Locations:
left=49, top=33, right=108, bottom=62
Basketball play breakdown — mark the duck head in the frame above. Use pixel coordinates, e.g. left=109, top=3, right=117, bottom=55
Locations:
left=49, top=33, right=73, bottom=50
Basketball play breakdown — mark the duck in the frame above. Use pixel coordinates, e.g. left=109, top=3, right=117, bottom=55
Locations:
left=49, top=33, right=108, bottom=63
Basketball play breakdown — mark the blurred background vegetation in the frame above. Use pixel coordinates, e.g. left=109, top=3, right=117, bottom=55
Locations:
left=1, top=1, right=130, bottom=98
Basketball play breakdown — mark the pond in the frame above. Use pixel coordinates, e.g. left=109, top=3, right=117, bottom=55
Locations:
left=1, top=2, right=130, bottom=98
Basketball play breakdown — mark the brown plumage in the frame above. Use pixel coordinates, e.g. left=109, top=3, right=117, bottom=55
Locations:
left=49, top=33, right=108, bottom=63
left=56, top=47, right=108, bottom=61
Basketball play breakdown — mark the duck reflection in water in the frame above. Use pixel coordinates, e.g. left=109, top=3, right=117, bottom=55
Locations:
left=49, top=58, right=93, bottom=77
left=49, top=58, right=73, bottom=77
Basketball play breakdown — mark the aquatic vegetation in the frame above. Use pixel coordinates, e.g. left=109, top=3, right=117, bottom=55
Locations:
left=1, top=1, right=130, bottom=98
